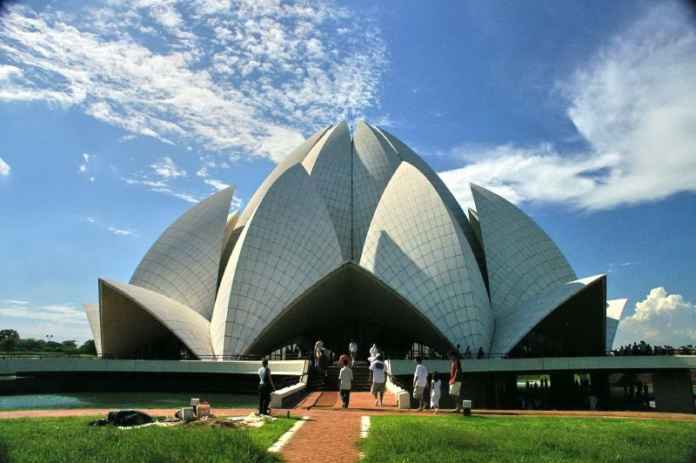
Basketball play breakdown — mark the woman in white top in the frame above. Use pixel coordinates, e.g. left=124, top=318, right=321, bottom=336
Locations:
left=338, top=355, right=353, bottom=409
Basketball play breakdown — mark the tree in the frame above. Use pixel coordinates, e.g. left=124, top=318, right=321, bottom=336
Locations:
left=78, top=339, right=96, bottom=355
left=0, top=329, right=20, bottom=351
left=61, top=340, right=78, bottom=351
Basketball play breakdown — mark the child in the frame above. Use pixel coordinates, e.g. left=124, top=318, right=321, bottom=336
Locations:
left=430, top=373, right=442, bottom=413
left=338, top=355, right=353, bottom=409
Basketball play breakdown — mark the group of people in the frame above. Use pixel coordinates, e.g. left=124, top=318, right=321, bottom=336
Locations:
left=411, top=350, right=465, bottom=412
left=337, top=342, right=386, bottom=409
left=258, top=340, right=470, bottom=415
left=613, top=341, right=696, bottom=356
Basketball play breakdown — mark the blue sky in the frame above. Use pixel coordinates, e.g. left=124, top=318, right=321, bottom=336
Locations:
left=1, top=0, right=695, bottom=346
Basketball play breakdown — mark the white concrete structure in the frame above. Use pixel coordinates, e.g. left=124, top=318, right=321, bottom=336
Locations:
left=83, top=303, right=103, bottom=356
left=360, top=162, right=493, bottom=353
left=471, top=184, right=577, bottom=317
left=130, top=187, right=235, bottom=320
left=87, top=121, right=624, bottom=360
left=606, top=298, right=628, bottom=351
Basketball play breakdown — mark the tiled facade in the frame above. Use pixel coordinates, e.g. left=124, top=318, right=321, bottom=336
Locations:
left=472, top=184, right=577, bottom=317
left=130, top=187, right=234, bottom=320
left=360, top=162, right=493, bottom=352
left=90, top=121, right=622, bottom=359
left=212, top=164, right=344, bottom=356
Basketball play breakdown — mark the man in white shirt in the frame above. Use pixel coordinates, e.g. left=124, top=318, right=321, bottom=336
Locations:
left=338, top=356, right=353, bottom=408
left=369, top=353, right=386, bottom=407
left=349, top=340, right=358, bottom=366
left=413, top=356, right=428, bottom=411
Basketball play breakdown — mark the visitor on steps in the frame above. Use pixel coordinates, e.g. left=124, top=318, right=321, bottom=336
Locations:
left=338, top=356, right=353, bottom=408
left=258, top=358, right=276, bottom=416
left=430, top=373, right=442, bottom=413
left=349, top=340, right=358, bottom=366
left=413, top=356, right=428, bottom=411
left=369, top=353, right=386, bottom=407
left=314, top=340, right=324, bottom=369
left=368, top=343, right=379, bottom=362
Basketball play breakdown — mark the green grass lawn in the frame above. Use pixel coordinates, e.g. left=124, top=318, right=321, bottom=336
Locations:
left=0, top=416, right=295, bottom=463
left=361, top=415, right=696, bottom=463
left=0, top=392, right=258, bottom=411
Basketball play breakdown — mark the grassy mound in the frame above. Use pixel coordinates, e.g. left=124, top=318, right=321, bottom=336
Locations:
left=0, top=416, right=295, bottom=463
left=361, top=415, right=696, bottom=463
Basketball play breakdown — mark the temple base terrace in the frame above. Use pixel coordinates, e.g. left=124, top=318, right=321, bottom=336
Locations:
left=1, top=356, right=694, bottom=413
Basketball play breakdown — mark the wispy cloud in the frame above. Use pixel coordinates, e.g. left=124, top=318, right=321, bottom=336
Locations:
left=204, top=178, right=228, bottom=191
left=615, top=287, right=696, bottom=346
left=440, top=2, right=696, bottom=211
left=123, top=155, right=201, bottom=203
left=607, top=261, right=639, bottom=274
left=1, top=299, right=29, bottom=305
left=0, top=0, right=387, bottom=162
left=107, top=226, right=136, bottom=236
left=78, top=153, right=95, bottom=182
left=83, top=216, right=137, bottom=237
left=0, top=156, right=10, bottom=176
left=0, top=300, right=91, bottom=342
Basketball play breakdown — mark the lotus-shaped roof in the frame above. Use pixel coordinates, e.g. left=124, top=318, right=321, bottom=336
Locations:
left=86, top=121, right=622, bottom=359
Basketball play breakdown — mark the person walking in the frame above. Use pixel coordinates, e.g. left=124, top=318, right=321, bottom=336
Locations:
left=369, top=353, right=386, bottom=407
left=338, top=355, right=353, bottom=409
left=448, top=350, right=463, bottom=412
left=257, top=358, right=275, bottom=416
left=349, top=339, right=358, bottom=366
left=413, top=356, right=428, bottom=411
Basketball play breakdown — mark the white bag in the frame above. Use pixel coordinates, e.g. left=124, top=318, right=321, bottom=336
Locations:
left=449, top=381, right=461, bottom=396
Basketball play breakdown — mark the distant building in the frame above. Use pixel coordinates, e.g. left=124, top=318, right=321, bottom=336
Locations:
left=85, top=121, right=626, bottom=360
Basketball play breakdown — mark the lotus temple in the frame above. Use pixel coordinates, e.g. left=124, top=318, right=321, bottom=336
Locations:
left=84, top=121, right=625, bottom=360
left=1, top=121, right=694, bottom=413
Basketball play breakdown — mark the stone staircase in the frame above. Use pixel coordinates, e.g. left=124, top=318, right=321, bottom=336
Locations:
left=308, top=362, right=372, bottom=392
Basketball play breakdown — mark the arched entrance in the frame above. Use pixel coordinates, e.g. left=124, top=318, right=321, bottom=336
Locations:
left=246, top=263, right=456, bottom=358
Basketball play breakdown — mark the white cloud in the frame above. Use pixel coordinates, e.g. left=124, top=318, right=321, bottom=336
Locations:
left=0, top=156, right=10, bottom=176
left=123, top=155, right=202, bottom=203
left=151, top=156, right=186, bottom=178
left=0, top=1, right=387, bottom=161
left=0, top=304, right=87, bottom=324
left=614, top=287, right=696, bottom=347
left=204, top=178, right=228, bottom=191
left=83, top=216, right=137, bottom=237
left=150, top=187, right=201, bottom=204
left=439, top=2, right=696, bottom=211
left=0, top=64, right=22, bottom=80
left=439, top=144, right=619, bottom=211
left=107, top=226, right=137, bottom=236
left=0, top=302, right=91, bottom=342
left=77, top=152, right=94, bottom=179
left=1, top=299, right=29, bottom=305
